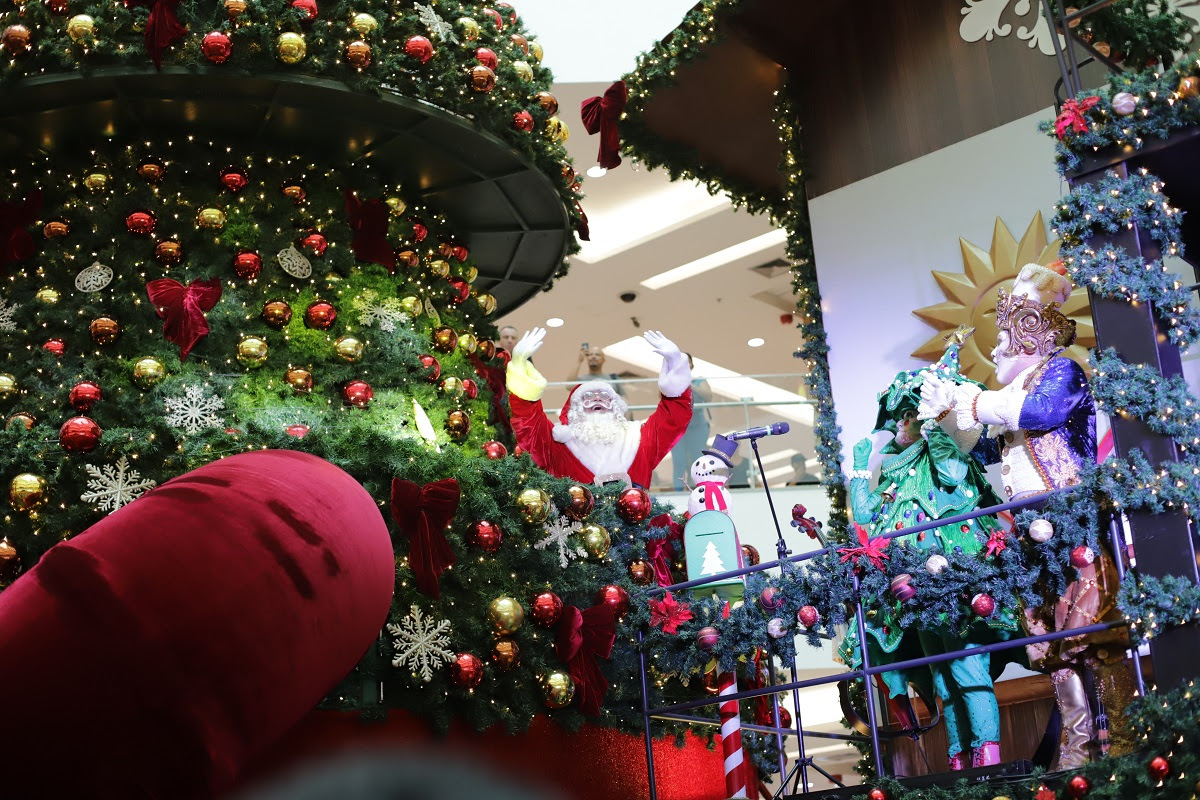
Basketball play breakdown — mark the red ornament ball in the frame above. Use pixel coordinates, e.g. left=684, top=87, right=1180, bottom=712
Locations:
left=616, top=487, right=651, bottom=524
left=481, top=6, right=503, bottom=29
left=451, top=244, right=469, bottom=262
left=867, top=789, right=887, bottom=800
left=594, top=584, right=630, bottom=620
left=742, top=544, right=760, bottom=567
left=300, top=230, right=327, bottom=257
left=341, top=380, right=373, bottom=408
left=468, top=520, right=503, bottom=553
left=418, top=353, right=441, bottom=383
left=798, top=605, right=820, bottom=628
left=696, top=626, right=719, bottom=650
left=285, top=424, right=310, bottom=438
left=476, top=339, right=495, bottom=360
left=125, top=210, right=156, bottom=235
left=513, top=110, right=534, bottom=132
left=42, top=338, right=66, bottom=358
left=970, top=592, right=996, bottom=617
left=233, top=249, right=262, bottom=280
left=777, top=706, right=792, bottom=729
left=404, top=35, right=434, bottom=63
left=495, top=1, right=516, bottom=24
left=482, top=440, right=508, bottom=460
left=69, top=381, right=102, bottom=412
left=1147, top=755, right=1170, bottom=781
left=1070, top=545, right=1096, bottom=568
left=220, top=167, right=249, bottom=193
left=1066, top=775, right=1090, bottom=798
left=449, top=653, right=483, bottom=688
left=759, top=587, right=784, bottom=611
left=564, top=484, right=594, bottom=520
left=410, top=219, right=428, bottom=242
left=474, top=47, right=498, bottom=70
left=447, top=277, right=470, bottom=305
left=201, top=30, right=232, bottom=63
left=494, top=348, right=511, bottom=366
left=304, top=301, right=337, bottom=330
left=462, top=378, right=479, bottom=400
left=59, top=416, right=102, bottom=453
left=529, top=591, right=563, bottom=627
left=290, top=0, right=317, bottom=22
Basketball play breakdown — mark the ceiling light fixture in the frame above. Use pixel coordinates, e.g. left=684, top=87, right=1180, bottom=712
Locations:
left=586, top=165, right=608, bottom=178
left=640, top=228, right=788, bottom=290
left=747, top=337, right=765, bottom=347
left=546, top=317, right=564, bottom=327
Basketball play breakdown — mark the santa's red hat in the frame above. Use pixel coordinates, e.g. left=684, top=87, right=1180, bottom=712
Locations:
left=552, top=380, right=628, bottom=443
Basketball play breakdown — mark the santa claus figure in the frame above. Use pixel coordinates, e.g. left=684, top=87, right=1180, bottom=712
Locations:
left=505, top=327, right=692, bottom=487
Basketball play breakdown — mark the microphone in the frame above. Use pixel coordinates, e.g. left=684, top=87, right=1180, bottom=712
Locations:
left=725, top=422, right=790, bottom=441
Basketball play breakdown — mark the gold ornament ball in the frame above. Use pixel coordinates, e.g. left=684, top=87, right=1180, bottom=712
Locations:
left=475, top=292, right=497, bottom=315
left=261, top=299, right=293, bottom=329
left=35, top=287, right=60, bottom=305
left=432, top=325, right=458, bottom=353
left=90, top=316, right=121, bottom=345
left=197, top=207, right=227, bottom=229
left=285, top=367, right=313, bottom=394
left=512, top=60, right=534, bottom=81
left=578, top=522, right=611, bottom=560
left=515, top=487, right=550, bottom=524
left=541, top=670, right=575, bottom=709
left=225, top=0, right=247, bottom=19
left=629, top=558, right=654, bottom=586
left=345, top=40, right=372, bottom=68
left=491, top=638, right=521, bottom=671
left=83, top=170, right=109, bottom=192
left=0, top=537, right=20, bottom=586
left=2, top=24, right=31, bottom=55
left=456, top=16, right=480, bottom=41
left=132, top=357, right=166, bottom=389
left=1179, top=76, right=1200, bottom=99
left=66, top=14, right=95, bottom=42
left=459, top=264, right=478, bottom=283
left=386, top=196, right=407, bottom=216
left=9, top=473, right=47, bottom=512
left=446, top=408, right=470, bottom=440
left=350, top=12, right=378, bottom=36
left=529, top=40, right=543, bottom=63
left=535, top=91, right=558, bottom=115
left=7, top=412, right=35, bottom=431
left=470, top=64, right=496, bottom=93
left=335, top=335, right=364, bottom=362
left=399, top=296, right=422, bottom=317
left=457, top=332, right=477, bottom=354
left=44, top=219, right=70, bottom=238
left=487, top=596, right=525, bottom=634
left=428, top=259, right=450, bottom=278
left=277, top=31, right=306, bottom=63
left=546, top=116, right=569, bottom=143
left=0, top=373, right=16, bottom=401
left=237, top=336, right=269, bottom=368
left=440, top=376, right=464, bottom=397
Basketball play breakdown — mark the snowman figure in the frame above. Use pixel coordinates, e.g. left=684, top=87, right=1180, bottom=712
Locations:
left=686, top=434, right=738, bottom=518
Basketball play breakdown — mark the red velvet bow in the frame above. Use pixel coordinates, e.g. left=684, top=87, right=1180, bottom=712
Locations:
left=126, top=0, right=187, bottom=69
left=837, top=523, right=889, bottom=571
left=467, top=352, right=514, bottom=441
left=580, top=81, right=627, bottom=170
left=555, top=604, right=616, bottom=716
left=646, top=513, right=683, bottom=586
left=1054, top=95, right=1099, bottom=139
left=390, top=478, right=460, bottom=600
left=0, top=190, right=41, bottom=274
left=344, top=190, right=396, bottom=272
left=145, top=277, right=223, bottom=360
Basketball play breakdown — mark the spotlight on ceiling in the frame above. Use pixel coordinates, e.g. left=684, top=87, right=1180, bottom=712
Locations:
left=586, top=165, right=608, bottom=178
left=747, top=337, right=765, bottom=348
left=546, top=317, right=564, bottom=327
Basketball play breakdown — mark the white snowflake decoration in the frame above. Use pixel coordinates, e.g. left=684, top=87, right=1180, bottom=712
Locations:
left=164, top=384, right=226, bottom=434
left=534, top=506, right=586, bottom=569
left=387, top=605, right=454, bottom=682
left=351, top=289, right=408, bottom=332
left=414, top=2, right=457, bottom=43
left=0, top=298, right=19, bottom=332
left=80, top=456, right=157, bottom=513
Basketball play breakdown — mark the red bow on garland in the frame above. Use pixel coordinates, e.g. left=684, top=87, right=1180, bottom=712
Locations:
left=390, top=478, right=460, bottom=600
left=580, top=80, right=627, bottom=170
left=646, top=513, right=683, bottom=587
left=126, top=0, right=187, bottom=70
left=145, top=277, right=222, bottom=360
left=555, top=604, right=616, bottom=716
left=0, top=190, right=41, bottom=274
left=837, top=523, right=889, bottom=571
left=1054, top=95, right=1100, bottom=139
left=344, top=190, right=396, bottom=272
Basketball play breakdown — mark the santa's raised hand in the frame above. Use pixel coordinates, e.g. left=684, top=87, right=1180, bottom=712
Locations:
left=512, top=327, right=546, bottom=365
left=506, top=327, right=549, bottom=403
left=644, top=330, right=691, bottom=398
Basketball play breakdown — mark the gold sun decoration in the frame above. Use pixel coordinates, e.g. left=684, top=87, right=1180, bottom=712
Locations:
left=912, top=212, right=1095, bottom=389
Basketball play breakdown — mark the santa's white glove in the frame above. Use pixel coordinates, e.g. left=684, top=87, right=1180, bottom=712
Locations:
left=644, top=330, right=690, bottom=397
left=917, top=372, right=956, bottom=420
left=506, top=327, right=548, bottom=402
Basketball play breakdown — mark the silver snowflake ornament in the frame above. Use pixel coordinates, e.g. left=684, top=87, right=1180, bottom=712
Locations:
left=414, top=2, right=457, bottom=43
left=80, top=456, right=157, bottom=513
left=387, top=605, right=455, bottom=682
left=0, top=298, right=19, bottom=332
left=534, top=506, right=586, bottom=569
left=164, top=384, right=226, bottom=434
left=351, top=289, right=408, bottom=332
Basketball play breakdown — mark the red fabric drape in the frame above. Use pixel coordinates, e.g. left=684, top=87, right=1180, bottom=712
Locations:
left=390, top=478, right=460, bottom=599
left=145, top=277, right=222, bottom=360
left=580, top=81, right=627, bottom=169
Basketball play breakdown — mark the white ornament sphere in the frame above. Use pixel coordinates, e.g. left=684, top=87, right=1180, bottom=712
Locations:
left=1111, top=91, right=1137, bottom=116
left=766, top=618, right=789, bottom=639
left=1028, top=518, right=1054, bottom=543
left=925, top=554, right=949, bottom=575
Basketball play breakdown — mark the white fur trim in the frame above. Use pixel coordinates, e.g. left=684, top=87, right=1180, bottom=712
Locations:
left=953, top=384, right=983, bottom=432
left=564, top=421, right=643, bottom=478
left=658, top=353, right=691, bottom=398
left=506, top=358, right=547, bottom=402
left=552, top=424, right=573, bottom=443
left=975, top=386, right=1026, bottom=430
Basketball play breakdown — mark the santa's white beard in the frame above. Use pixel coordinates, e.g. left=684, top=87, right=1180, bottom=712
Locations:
left=568, top=409, right=629, bottom=446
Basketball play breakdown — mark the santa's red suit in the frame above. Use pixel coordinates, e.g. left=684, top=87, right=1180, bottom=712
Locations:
left=506, top=330, right=693, bottom=487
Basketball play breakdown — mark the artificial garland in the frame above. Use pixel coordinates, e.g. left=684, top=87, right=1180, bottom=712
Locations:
left=1050, top=0, right=1195, bottom=68
left=1091, top=348, right=1200, bottom=457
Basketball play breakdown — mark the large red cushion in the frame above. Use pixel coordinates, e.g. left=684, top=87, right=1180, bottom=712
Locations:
left=0, top=450, right=394, bottom=799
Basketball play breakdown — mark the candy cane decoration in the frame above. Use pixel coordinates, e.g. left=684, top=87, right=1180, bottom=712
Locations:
left=718, top=670, right=747, bottom=798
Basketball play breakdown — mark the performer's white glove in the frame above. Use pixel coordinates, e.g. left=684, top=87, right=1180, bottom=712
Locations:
left=644, top=330, right=690, bottom=397
left=506, top=327, right=548, bottom=402
left=917, top=372, right=956, bottom=420
left=511, top=327, right=545, bottom=366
